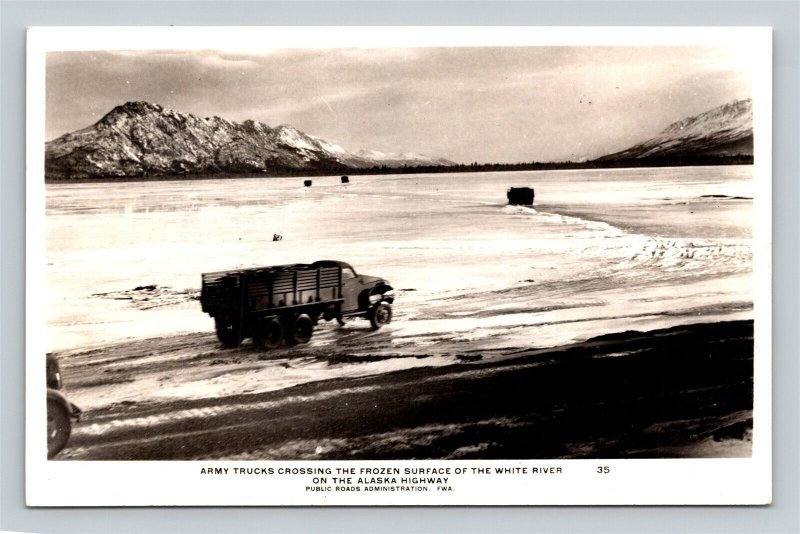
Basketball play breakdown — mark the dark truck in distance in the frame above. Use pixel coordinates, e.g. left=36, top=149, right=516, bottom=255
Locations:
left=201, top=260, right=394, bottom=349
left=507, top=187, right=535, bottom=206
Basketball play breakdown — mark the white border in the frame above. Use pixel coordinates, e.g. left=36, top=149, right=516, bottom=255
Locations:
left=26, top=26, right=772, bottom=507
left=23, top=25, right=776, bottom=49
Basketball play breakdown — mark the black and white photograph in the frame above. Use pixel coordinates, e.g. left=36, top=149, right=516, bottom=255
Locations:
left=27, top=26, right=772, bottom=506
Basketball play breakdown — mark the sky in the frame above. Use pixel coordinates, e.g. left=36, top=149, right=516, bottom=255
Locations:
left=46, top=46, right=752, bottom=163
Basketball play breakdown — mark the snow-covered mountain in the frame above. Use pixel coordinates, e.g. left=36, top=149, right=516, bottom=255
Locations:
left=596, top=98, right=753, bottom=163
left=45, top=101, right=454, bottom=179
left=353, top=149, right=453, bottom=168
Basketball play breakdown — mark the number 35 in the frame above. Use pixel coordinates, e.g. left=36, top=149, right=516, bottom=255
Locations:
left=597, top=466, right=610, bottom=474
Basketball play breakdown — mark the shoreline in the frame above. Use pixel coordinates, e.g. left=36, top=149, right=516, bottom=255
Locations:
left=44, top=162, right=753, bottom=185
left=55, top=319, right=754, bottom=460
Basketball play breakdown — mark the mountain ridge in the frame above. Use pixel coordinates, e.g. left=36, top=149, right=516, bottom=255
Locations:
left=45, top=101, right=453, bottom=180
left=45, top=98, right=754, bottom=181
left=595, top=98, right=753, bottom=163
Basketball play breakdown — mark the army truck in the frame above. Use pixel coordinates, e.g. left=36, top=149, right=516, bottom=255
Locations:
left=201, top=260, right=394, bottom=349
left=46, top=354, right=81, bottom=458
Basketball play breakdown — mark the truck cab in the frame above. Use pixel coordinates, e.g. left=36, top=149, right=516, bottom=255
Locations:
left=310, top=260, right=394, bottom=316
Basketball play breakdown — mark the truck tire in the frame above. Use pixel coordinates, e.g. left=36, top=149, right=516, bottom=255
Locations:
left=215, top=316, right=242, bottom=348
left=286, top=314, right=313, bottom=345
left=47, top=398, right=72, bottom=459
left=253, top=317, right=283, bottom=350
left=369, top=302, right=392, bottom=330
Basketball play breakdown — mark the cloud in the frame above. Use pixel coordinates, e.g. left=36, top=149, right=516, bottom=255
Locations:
left=46, top=46, right=752, bottom=162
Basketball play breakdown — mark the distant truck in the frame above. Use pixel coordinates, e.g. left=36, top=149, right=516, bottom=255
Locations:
left=507, top=187, right=535, bottom=206
left=201, top=260, right=394, bottom=349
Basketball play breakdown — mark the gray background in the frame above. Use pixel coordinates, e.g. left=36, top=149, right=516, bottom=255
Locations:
left=1, top=1, right=797, bottom=532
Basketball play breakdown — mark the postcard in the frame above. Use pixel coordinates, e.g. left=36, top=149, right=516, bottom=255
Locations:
left=27, top=26, right=771, bottom=506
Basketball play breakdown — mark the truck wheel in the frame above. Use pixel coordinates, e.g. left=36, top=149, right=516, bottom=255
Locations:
left=286, top=314, right=313, bottom=345
left=215, top=316, right=241, bottom=348
left=47, top=398, right=72, bottom=459
left=369, top=303, right=392, bottom=330
left=253, top=317, right=283, bottom=350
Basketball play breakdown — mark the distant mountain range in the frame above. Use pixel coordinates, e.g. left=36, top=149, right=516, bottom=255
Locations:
left=595, top=98, right=753, bottom=164
left=45, top=101, right=453, bottom=180
left=45, top=98, right=753, bottom=180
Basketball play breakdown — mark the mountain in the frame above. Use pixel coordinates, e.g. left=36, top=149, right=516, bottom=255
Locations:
left=595, top=99, right=753, bottom=164
left=353, top=149, right=453, bottom=168
left=45, top=101, right=454, bottom=180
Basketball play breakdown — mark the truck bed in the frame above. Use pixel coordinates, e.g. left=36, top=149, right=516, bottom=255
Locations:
left=201, top=264, right=342, bottom=317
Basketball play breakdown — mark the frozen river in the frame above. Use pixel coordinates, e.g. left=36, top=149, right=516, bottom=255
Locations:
left=46, top=165, right=753, bottom=358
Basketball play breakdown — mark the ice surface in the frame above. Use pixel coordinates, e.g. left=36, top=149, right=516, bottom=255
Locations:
left=45, top=166, right=754, bottom=403
left=46, top=165, right=752, bottom=351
